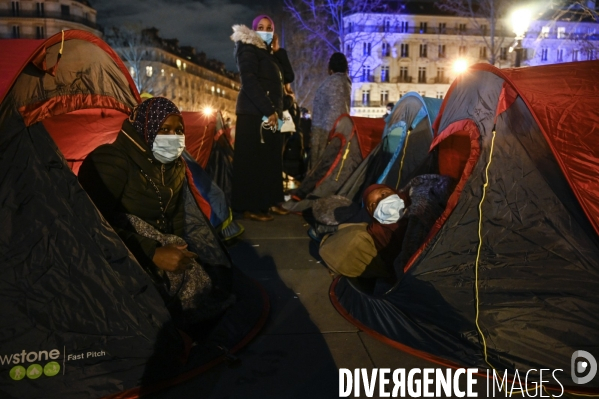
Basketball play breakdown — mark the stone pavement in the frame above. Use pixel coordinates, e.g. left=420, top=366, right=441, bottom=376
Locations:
left=147, top=214, right=500, bottom=399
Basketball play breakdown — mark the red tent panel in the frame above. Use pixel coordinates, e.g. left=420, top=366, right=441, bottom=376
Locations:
left=0, top=39, right=45, bottom=105
left=471, top=62, right=599, bottom=236
left=182, top=111, right=216, bottom=168
left=42, top=108, right=126, bottom=174
left=352, top=116, right=385, bottom=158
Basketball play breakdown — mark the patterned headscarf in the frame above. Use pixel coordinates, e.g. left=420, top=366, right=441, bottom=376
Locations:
left=252, top=15, right=275, bottom=31
left=128, top=97, right=182, bottom=149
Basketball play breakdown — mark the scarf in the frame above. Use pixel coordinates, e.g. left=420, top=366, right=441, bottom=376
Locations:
left=128, top=97, right=182, bottom=149
left=252, top=14, right=275, bottom=31
left=362, top=184, right=411, bottom=265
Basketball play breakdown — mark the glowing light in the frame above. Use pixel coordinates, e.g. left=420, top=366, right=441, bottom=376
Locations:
left=203, top=106, right=214, bottom=115
left=453, top=59, right=468, bottom=74
left=511, top=7, right=532, bottom=39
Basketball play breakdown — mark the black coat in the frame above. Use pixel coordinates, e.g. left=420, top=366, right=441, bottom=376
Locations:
left=232, top=25, right=293, bottom=117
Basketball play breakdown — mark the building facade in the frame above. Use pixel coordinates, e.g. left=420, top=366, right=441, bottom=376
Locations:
left=345, top=3, right=599, bottom=118
left=0, top=0, right=101, bottom=39
left=114, top=29, right=240, bottom=120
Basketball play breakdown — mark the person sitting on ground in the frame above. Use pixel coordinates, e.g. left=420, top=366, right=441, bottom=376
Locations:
left=319, top=175, right=454, bottom=280
left=319, top=183, right=410, bottom=279
left=78, top=97, right=234, bottom=330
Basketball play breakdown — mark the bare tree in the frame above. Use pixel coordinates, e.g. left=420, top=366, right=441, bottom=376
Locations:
left=437, top=0, right=516, bottom=65
left=104, top=25, right=166, bottom=96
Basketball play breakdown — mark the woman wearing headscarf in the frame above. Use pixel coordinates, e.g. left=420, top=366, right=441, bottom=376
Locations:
left=78, top=97, right=233, bottom=328
left=230, top=15, right=295, bottom=221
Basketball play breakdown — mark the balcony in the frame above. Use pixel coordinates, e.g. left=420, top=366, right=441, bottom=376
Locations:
left=433, top=77, right=450, bottom=84
left=352, top=101, right=382, bottom=108
left=359, top=75, right=375, bottom=83
left=392, top=76, right=413, bottom=83
left=348, top=24, right=512, bottom=37
left=0, top=9, right=100, bottom=31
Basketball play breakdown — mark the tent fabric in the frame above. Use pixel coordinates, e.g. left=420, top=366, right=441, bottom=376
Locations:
left=0, top=31, right=264, bottom=398
left=310, top=94, right=440, bottom=228
left=182, top=111, right=216, bottom=169
left=330, top=62, right=599, bottom=393
left=282, top=115, right=384, bottom=212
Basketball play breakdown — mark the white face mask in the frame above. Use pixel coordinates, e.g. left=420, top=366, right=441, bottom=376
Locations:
left=373, top=194, right=406, bottom=224
left=256, top=31, right=273, bottom=45
left=152, top=134, right=185, bottom=163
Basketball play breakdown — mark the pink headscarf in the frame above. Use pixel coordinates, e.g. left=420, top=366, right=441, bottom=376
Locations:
left=252, top=15, right=275, bottom=31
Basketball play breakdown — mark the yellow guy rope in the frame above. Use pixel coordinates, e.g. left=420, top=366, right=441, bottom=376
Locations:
left=395, top=129, right=411, bottom=189
left=59, top=30, right=65, bottom=55
left=473, top=128, right=558, bottom=398
left=335, top=141, right=351, bottom=181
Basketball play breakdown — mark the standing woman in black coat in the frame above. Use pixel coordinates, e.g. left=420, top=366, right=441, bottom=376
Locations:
left=230, top=15, right=295, bottom=221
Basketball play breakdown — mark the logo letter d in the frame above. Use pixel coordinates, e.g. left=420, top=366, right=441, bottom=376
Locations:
left=572, top=350, right=597, bottom=385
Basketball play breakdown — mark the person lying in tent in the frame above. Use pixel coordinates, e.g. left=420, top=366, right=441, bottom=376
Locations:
left=320, top=175, right=453, bottom=280
left=78, top=97, right=234, bottom=331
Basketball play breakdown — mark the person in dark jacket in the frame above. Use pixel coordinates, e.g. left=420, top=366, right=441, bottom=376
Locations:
left=230, top=15, right=294, bottom=221
left=78, top=97, right=233, bottom=328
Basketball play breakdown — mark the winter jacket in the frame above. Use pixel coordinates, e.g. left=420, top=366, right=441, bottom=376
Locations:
left=230, top=25, right=294, bottom=118
left=78, top=119, right=186, bottom=267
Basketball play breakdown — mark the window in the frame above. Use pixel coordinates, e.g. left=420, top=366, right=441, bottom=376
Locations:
left=399, top=90, right=407, bottom=98
left=36, top=26, right=44, bottom=39
left=436, top=91, right=444, bottom=99
left=61, top=5, right=70, bottom=16
left=363, top=42, right=371, bottom=56
left=381, top=66, right=389, bottom=82
left=438, top=45, right=446, bottom=58
left=176, top=59, right=182, bottom=70
left=362, top=90, right=370, bottom=105
left=145, top=66, right=153, bottom=77
left=458, top=23, right=466, bottom=32
left=347, top=22, right=353, bottom=33
left=11, top=1, right=19, bottom=16
left=400, top=43, right=409, bottom=58
left=36, top=2, right=44, bottom=16
left=557, top=49, right=563, bottom=62
left=382, top=42, right=390, bottom=57
left=459, top=46, right=467, bottom=56
left=384, top=20, right=391, bottom=32
left=418, top=67, right=427, bottom=83
left=380, top=90, right=389, bottom=104
left=557, top=27, right=566, bottom=39
left=419, top=22, right=428, bottom=34
left=362, top=66, right=371, bottom=82
left=438, top=23, right=446, bottom=33
left=161, top=69, right=165, bottom=77
left=542, top=26, right=550, bottom=38
left=437, top=67, right=445, bottom=83
left=419, top=44, right=427, bottom=58
left=399, top=21, right=409, bottom=33
left=399, top=66, right=409, bottom=82
left=129, top=67, right=136, bottom=77
left=418, top=91, right=426, bottom=97
left=183, top=62, right=187, bottom=71
left=589, top=49, right=596, bottom=60
left=541, top=48, right=548, bottom=61
left=12, top=26, right=20, bottom=39
left=572, top=49, right=579, bottom=61
left=500, top=47, right=508, bottom=60
left=479, top=47, right=487, bottom=60
left=346, top=44, right=352, bottom=55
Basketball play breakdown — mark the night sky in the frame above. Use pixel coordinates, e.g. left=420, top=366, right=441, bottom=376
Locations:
left=94, top=0, right=281, bottom=70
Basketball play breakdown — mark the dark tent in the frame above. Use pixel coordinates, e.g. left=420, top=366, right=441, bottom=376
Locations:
left=330, top=61, right=599, bottom=394
left=283, top=115, right=384, bottom=212
left=310, top=93, right=441, bottom=228
left=0, top=31, right=266, bottom=399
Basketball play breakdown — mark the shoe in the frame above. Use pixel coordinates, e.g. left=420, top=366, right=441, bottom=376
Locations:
left=269, top=205, right=290, bottom=215
left=243, top=211, right=274, bottom=222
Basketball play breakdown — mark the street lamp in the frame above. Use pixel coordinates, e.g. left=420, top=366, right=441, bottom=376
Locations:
left=510, top=8, right=532, bottom=67
left=452, top=58, right=468, bottom=74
